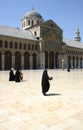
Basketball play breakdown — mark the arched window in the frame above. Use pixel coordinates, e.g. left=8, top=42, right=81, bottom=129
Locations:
left=5, top=41, right=8, bottom=48
left=15, top=42, right=18, bottom=49
left=32, top=20, right=34, bottom=26
left=10, top=41, right=13, bottom=48
left=0, top=40, right=2, bottom=47
left=34, top=31, right=37, bottom=36
left=28, top=20, right=30, bottom=25
left=19, top=42, right=22, bottom=49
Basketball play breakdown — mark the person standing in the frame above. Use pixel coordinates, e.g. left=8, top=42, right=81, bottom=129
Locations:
left=15, top=69, right=20, bottom=82
left=9, top=68, right=15, bottom=81
left=41, top=69, right=53, bottom=95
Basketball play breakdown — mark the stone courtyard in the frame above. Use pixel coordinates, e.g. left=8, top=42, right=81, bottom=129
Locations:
left=0, top=69, right=83, bottom=130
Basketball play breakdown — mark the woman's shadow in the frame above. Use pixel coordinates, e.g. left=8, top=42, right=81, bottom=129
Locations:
left=45, top=93, right=61, bottom=96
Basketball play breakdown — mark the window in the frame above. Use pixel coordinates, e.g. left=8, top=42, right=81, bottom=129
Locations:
left=10, top=41, right=13, bottom=48
left=34, top=31, right=37, bottom=36
left=32, top=20, right=34, bottom=26
left=35, top=45, right=38, bottom=50
left=24, top=43, right=26, bottom=50
left=32, top=45, right=34, bottom=50
left=0, top=40, right=2, bottom=47
left=37, top=21, right=39, bottom=24
left=5, top=41, right=8, bottom=48
left=28, top=44, right=31, bottom=50
left=51, top=24, right=53, bottom=27
left=28, top=20, right=30, bottom=25
left=15, top=42, right=18, bottom=49
left=19, top=42, right=22, bottom=49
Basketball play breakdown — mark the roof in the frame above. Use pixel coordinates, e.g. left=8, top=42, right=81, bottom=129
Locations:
left=63, top=38, right=83, bottom=49
left=24, top=10, right=43, bottom=19
left=0, top=25, right=36, bottom=40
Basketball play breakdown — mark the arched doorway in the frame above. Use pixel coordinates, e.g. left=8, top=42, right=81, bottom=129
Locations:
left=45, top=51, right=48, bottom=69
left=33, top=53, right=37, bottom=69
left=72, top=56, right=75, bottom=68
left=24, top=52, right=30, bottom=69
left=15, top=52, right=21, bottom=70
left=76, top=56, right=78, bottom=68
left=0, top=52, right=1, bottom=70
left=80, top=57, right=82, bottom=68
left=55, top=52, right=58, bottom=68
left=68, top=56, right=71, bottom=68
left=5, top=51, right=12, bottom=70
left=49, top=52, right=54, bottom=69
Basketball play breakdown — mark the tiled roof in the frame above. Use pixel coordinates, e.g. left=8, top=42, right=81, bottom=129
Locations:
left=63, top=38, right=83, bottom=49
left=0, top=25, right=36, bottom=40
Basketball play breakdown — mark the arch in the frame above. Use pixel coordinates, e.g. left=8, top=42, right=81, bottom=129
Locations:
left=76, top=56, right=78, bottom=68
left=32, top=20, right=34, bottom=26
left=33, top=53, right=37, bottom=69
left=4, top=51, right=12, bottom=70
left=68, top=56, right=71, bottom=68
left=24, top=52, right=30, bottom=69
left=15, top=52, right=21, bottom=70
left=80, top=57, right=82, bottom=68
left=55, top=52, right=58, bottom=68
left=0, top=52, right=1, bottom=70
left=72, top=56, right=75, bottom=68
left=45, top=51, right=48, bottom=69
left=49, top=51, right=54, bottom=69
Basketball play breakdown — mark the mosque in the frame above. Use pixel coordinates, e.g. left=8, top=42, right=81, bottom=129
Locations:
left=0, top=8, right=83, bottom=70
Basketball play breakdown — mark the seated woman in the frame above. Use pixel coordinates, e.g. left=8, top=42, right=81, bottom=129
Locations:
left=19, top=71, right=23, bottom=81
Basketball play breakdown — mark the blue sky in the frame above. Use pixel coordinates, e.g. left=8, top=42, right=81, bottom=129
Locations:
left=0, top=0, right=83, bottom=41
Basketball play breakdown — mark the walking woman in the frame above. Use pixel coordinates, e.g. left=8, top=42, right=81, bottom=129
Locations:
left=41, top=69, right=53, bottom=95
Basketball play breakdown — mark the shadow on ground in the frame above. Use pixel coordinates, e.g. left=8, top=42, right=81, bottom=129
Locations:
left=45, top=93, right=61, bottom=96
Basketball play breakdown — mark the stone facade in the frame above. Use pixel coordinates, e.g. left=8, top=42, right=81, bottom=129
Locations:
left=0, top=9, right=83, bottom=70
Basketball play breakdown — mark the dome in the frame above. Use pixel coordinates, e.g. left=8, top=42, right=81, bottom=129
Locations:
left=24, top=10, right=43, bottom=19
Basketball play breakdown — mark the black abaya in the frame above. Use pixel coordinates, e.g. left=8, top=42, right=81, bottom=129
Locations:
left=41, top=69, right=50, bottom=95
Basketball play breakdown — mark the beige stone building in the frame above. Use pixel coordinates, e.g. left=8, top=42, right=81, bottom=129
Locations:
left=0, top=9, right=83, bottom=70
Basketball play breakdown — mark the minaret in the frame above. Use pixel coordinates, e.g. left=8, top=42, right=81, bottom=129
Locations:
left=75, top=26, right=81, bottom=42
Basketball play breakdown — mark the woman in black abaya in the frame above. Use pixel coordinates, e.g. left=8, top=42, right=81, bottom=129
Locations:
left=41, top=69, right=53, bottom=95
left=9, top=68, right=15, bottom=81
left=15, top=69, right=20, bottom=82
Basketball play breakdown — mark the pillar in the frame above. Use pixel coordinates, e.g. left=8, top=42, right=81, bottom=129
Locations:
left=1, top=54, right=5, bottom=70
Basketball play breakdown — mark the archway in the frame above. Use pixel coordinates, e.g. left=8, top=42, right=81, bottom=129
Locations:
left=15, top=52, right=21, bottom=70
left=76, top=56, right=78, bottom=68
left=55, top=52, right=58, bottom=68
left=24, top=52, right=30, bottom=69
left=33, top=53, right=37, bottom=69
left=72, top=56, right=75, bottom=68
left=0, top=52, right=1, bottom=70
left=5, top=51, right=12, bottom=70
left=68, top=56, right=71, bottom=68
left=45, top=51, right=48, bottom=69
left=49, top=52, right=54, bottom=69
left=80, top=57, right=82, bottom=68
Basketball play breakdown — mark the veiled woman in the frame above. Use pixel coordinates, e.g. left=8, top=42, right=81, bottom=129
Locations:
left=9, top=68, right=15, bottom=81
left=41, top=69, right=53, bottom=95
left=15, top=69, right=20, bottom=82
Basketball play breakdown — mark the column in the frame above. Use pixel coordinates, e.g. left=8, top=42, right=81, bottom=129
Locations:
left=40, top=52, right=45, bottom=69
left=12, top=55, right=15, bottom=69
left=30, top=55, right=33, bottom=69
left=1, top=54, right=5, bottom=70
left=61, top=58, right=65, bottom=70
left=21, top=55, right=24, bottom=70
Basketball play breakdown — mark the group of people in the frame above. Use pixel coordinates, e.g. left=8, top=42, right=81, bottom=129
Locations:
left=9, top=68, right=23, bottom=82
left=9, top=68, right=53, bottom=96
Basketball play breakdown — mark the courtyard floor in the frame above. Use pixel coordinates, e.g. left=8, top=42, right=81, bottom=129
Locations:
left=0, top=69, right=83, bottom=130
